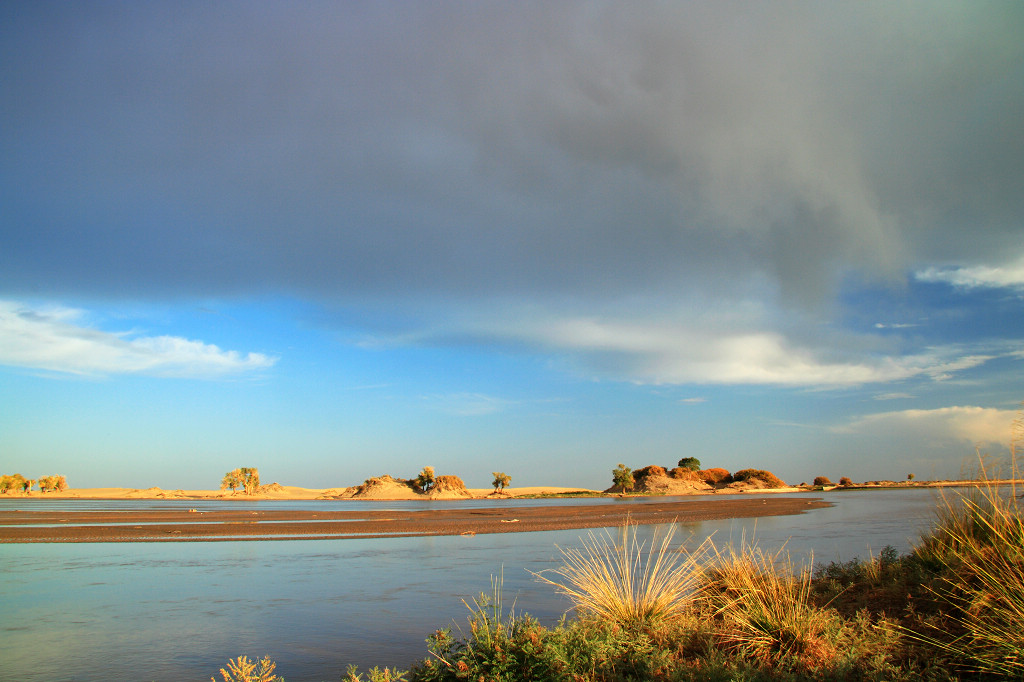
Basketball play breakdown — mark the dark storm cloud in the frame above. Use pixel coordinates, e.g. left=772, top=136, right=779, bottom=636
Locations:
left=1, top=2, right=1021, bottom=317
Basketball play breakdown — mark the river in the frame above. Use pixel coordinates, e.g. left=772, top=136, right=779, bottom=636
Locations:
left=0, top=488, right=954, bottom=681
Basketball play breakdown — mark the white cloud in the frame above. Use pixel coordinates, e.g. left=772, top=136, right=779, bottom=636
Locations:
left=0, top=301, right=277, bottom=378
left=484, top=313, right=996, bottom=388
left=834, top=406, right=1016, bottom=447
left=916, top=256, right=1024, bottom=290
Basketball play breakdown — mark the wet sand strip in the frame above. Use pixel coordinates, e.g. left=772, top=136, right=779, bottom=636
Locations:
left=0, top=497, right=830, bottom=543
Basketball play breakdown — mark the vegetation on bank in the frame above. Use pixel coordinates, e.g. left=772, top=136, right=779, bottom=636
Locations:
left=217, top=465, right=1023, bottom=681
left=221, top=467, right=261, bottom=495
left=0, top=473, right=67, bottom=494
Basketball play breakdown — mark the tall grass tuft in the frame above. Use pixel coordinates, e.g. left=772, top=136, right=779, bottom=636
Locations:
left=703, top=544, right=845, bottom=672
left=535, top=523, right=713, bottom=628
left=916, top=432, right=1024, bottom=677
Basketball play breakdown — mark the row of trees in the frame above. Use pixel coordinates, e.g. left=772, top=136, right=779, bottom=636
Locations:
left=220, top=467, right=260, bottom=495
left=0, top=474, right=67, bottom=494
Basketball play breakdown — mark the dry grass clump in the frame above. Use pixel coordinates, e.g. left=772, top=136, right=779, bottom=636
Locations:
left=535, top=524, right=714, bottom=628
left=732, top=469, right=786, bottom=488
left=701, top=545, right=855, bottom=674
left=915, top=449, right=1024, bottom=677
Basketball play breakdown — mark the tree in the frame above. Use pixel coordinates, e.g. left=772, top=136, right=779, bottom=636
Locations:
left=416, top=466, right=435, bottom=492
left=677, top=457, right=701, bottom=471
left=612, top=464, right=634, bottom=492
left=0, top=475, right=14, bottom=493
left=907, top=473, right=915, bottom=481
left=492, top=472, right=511, bottom=493
left=221, top=469, right=242, bottom=493
left=38, top=475, right=67, bottom=493
left=240, top=467, right=260, bottom=495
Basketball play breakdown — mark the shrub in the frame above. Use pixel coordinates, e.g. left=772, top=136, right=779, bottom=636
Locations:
left=669, top=467, right=702, bottom=482
left=732, top=469, right=786, bottom=488
left=632, top=465, right=667, bottom=482
left=698, top=468, right=732, bottom=485
left=813, top=476, right=834, bottom=487
left=839, top=476, right=853, bottom=486
left=344, top=665, right=407, bottom=681
left=212, top=655, right=279, bottom=682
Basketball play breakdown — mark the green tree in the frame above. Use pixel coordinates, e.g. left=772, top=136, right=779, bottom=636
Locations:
left=416, top=466, right=435, bottom=491
left=612, top=464, right=634, bottom=492
left=492, top=472, right=511, bottom=493
left=677, top=457, right=701, bottom=471
left=221, top=469, right=242, bottom=493
left=240, top=467, right=260, bottom=495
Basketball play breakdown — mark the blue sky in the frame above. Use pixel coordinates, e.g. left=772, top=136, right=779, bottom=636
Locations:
left=2, top=2, right=1022, bottom=490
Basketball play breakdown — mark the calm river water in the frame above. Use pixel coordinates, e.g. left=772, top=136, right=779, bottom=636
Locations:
left=0, top=488, right=955, bottom=681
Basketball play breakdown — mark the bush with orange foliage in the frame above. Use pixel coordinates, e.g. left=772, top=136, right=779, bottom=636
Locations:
left=732, top=469, right=786, bottom=488
left=698, top=468, right=733, bottom=485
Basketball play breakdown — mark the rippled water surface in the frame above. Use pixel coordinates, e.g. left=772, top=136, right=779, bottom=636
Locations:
left=0, top=489, right=956, bottom=681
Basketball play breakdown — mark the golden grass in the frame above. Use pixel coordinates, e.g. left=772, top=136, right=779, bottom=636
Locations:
left=534, top=522, right=714, bottom=627
left=703, top=543, right=843, bottom=671
left=920, top=441, right=1024, bottom=677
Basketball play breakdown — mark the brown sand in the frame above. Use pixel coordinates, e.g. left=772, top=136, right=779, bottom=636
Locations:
left=0, top=497, right=829, bottom=543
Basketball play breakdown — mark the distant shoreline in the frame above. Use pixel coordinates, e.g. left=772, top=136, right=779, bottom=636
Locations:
left=0, top=479, right=1018, bottom=502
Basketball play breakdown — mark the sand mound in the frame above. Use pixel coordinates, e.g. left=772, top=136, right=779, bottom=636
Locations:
left=347, top=475, right=420, bottom=500
left=126, top=487, right=163, bottom=498
left=155, top=489, right=189, bottom=498
left=426, top=475, right=472, bottom=499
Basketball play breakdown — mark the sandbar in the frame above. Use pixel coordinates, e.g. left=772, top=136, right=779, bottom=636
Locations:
left=0, top=497, right=829, bottom=543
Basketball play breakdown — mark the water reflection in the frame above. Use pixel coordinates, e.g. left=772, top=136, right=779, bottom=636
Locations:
left=0, top=488, right=953, bottom=681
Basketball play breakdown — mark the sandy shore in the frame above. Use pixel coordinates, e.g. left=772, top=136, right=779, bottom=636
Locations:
left=4, top=485, right=601, bottom=500
left=0, top=496, right=830, bottom=543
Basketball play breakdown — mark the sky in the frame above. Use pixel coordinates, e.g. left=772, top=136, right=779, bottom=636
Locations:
left=1, top=2, right=1023, bottom=491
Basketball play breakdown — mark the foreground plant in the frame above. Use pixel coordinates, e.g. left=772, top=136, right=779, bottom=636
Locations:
left=213, top=655, right=280, bottom=682
left=343, top=664, right=408, bottom=681
left=535, top=523, right=713, bottom=628
left=918, top=477, right=1024, bottom=676
left=703, top=544, right=848, bottom=673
